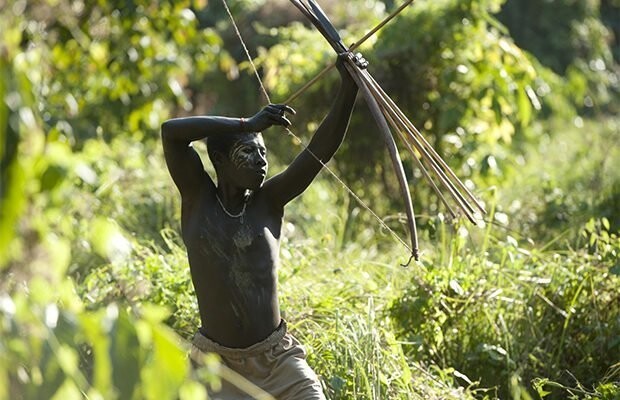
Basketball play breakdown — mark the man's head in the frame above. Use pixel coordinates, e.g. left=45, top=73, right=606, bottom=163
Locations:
left=206, top=132, right=267, bottom=190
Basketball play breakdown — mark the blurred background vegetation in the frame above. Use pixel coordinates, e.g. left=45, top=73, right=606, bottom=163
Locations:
left=1, top=0, right=618, bottom=399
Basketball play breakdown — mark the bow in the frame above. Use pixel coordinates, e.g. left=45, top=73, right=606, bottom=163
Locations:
left=288, top=0, right=487, bottom=264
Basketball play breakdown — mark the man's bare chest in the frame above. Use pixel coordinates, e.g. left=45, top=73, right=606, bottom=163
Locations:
left=182, top=197, right=282, bottom=266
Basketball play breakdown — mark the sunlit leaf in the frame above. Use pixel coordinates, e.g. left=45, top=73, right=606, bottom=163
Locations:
left=111, top=309, right=141, bottom=399
left=517, top=84, right=532, bottom=126
left=80, top=311, right=112, bottom=396
left=89, top=218, right=132, bottom=264
left=141, top=324, right=189, bottom=400
left=51, top=379, right=82, bottom=400
left=0, top=362, right=7, bottom=400
left=179, top=381, right=208, bottom=400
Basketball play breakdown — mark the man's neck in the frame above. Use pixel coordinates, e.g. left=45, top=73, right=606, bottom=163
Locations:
left=216, top=185, right=250, bottom=214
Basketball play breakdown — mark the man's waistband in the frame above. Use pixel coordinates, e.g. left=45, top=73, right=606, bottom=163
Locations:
left=192, top=320, right=287, bottom=359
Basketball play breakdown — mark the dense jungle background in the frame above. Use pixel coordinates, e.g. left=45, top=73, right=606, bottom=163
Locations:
left=1, top=0, right=619, bottom=398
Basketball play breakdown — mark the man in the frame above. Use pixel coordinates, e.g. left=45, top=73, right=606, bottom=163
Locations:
left=161, top=52, right=366, bottom=399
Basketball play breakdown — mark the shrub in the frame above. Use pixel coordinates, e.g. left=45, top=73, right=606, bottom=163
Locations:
left=390, top=217, right=620, bottom=399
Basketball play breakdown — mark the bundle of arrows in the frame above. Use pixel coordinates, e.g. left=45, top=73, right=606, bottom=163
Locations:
left=289, top=0, right=487, bottom=263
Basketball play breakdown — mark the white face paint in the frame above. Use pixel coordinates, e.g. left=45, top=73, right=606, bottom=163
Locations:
left=228, top=136, right=266, bottom=170
left=229, top=142, right=254, bottom=169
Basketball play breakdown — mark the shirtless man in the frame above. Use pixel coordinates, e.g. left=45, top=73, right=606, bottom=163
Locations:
left=161, top=53, right=366, bottom=399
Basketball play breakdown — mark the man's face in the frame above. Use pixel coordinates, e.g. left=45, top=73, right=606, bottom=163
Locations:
left=223, top=135, right=268, bottom=190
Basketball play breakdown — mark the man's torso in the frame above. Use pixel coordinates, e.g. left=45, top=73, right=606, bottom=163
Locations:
left=182, top=184, right=283, bottom=347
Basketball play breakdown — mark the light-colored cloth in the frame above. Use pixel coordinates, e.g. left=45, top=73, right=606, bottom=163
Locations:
left=191, top=320, right=326, bottom=400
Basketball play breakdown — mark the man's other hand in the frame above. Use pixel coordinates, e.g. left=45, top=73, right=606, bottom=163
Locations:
left=247, top=104, right=296, bottom=132
left=337, top=51, right=369, bottom=73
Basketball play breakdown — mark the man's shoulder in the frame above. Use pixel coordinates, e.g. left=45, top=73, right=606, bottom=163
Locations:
left=254, top=185, right=285, bottom=213
left=183, top=174, right=216, bottom=196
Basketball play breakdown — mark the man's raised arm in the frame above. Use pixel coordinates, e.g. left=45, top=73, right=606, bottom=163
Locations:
left=264, top=53, right=366, bottom=207
left=162, top=116, right=240, bottom=198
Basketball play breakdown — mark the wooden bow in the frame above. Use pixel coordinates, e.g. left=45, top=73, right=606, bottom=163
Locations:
left=289, top=0, right=487, bottom=264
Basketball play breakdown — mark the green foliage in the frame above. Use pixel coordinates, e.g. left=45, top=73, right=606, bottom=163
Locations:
left=373, top=0, right=544, bottom=177
left=81, top=230, right=199, bottom=340
left=390, top=216, right=620, bottom=399
left=601, top=0, right=620, bottom=62
left=498, top=116, right=620, bottom=240
left=1, top=284, right=216, bottom=399
left=17, top=0, right=226, bottom=144
left=275, top=213, right=483, bottom=400
left=1, top=3, right=216, bottom=398
left=0, top=52, right=27, bottom=268
left=500, top=0, right=606, bottom=73
left=2, top=0, right=620, bottom=399
left=499, top=0, right=620, bottom=113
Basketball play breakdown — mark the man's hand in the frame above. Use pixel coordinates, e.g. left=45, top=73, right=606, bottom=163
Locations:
left=336, top=51, right=368, bottom=84
left=247, top=104, right=296, bottom=132
left=350, top=52, right=369, bottom=70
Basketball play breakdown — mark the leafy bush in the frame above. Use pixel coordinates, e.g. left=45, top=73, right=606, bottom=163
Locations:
left=390, top=216, right=620, bottom=399
left=15, top=0, right=227, bottom=145
left=1, top=289, right=215, bottom=400
left=81, top=230, right=199, bottom=340
left=372, top=0, right=545, bottom=177
left=499, top=0, right=620, bottom=114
